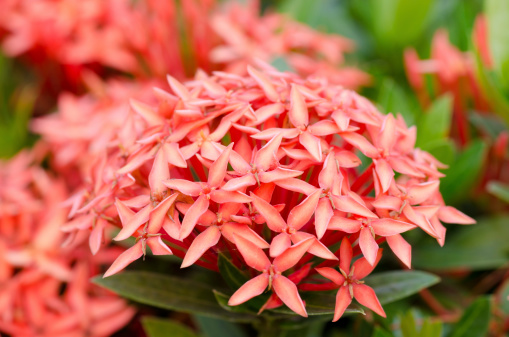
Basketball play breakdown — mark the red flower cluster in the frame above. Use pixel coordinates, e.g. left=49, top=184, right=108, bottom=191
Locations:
left=36, top=64, right=474, bottom=320
left=0, top=150, right=134, bottom=337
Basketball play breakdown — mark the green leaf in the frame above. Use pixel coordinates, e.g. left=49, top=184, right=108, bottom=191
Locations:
left=416, top=95, right=453, bottom=147
left=486, top=0, right=509, bottom=90
left=439, top=140, right=487, bottom=204
left=213, top=290, right=256, bottom=314
left=413, top=215, right=509, bottom=270
left=447, top=296, right=491, bottom=337
left=420, top=139, right=456, bottom=167
left=218, top=253, right=249, bottom=290
left=194, top=315, right=247, bottom=337
left=497, top=278, right=509, bottom=316
left=270, top=57, right=295, bottom=73
left=400, top=311, right=418, bottom=337
left=372, top=327, right=393, bottom=337
left=370, top=0, right=435, bottom=47
left=486, top=181, right=509, bottom=203
left=271, top=291, right=364, bottom=316
left=377, top=79, right=418, bottom=126
left=420, top=319, right=442, bottom=337
left=142, top=317, right=200, bottom=337
left=92, top=271, right=257, bottom=323
left=365, top=271, right=440, bottom=305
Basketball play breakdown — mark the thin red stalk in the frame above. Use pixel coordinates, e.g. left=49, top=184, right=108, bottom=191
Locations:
left=350, top=163, right=373, bottom=192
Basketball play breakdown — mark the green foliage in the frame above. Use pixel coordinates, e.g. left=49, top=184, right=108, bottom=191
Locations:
left=439, top=140, right=487, bottom=204
left=142, top=317, right=200, bottom=337
left=447, top=297, right=491, bottom=337
left=413, top=215, right=509, bottom=270
left=193, top=315, right=248, bottom=337
left=92, top=271, right=257, bottom=323
left=416, top=95, right=453, bottom=147
left=486, top=0, right=509, bottom=91
left=486, top=181, right=509, bottom=203
left=370, top=0, right=435, bottom=48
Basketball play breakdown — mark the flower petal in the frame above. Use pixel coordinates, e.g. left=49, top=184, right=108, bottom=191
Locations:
left=273, top=276, right=308, bottom=317
left=386, top=234, right=411, bottom=268
left=289, top=84, right=308, bottom=127
left=163, top=179, right=201, bottom=196
left=146, top=236, right=173, bottom=255
left=273, top=237, right=314, bottom=272
left=359, top=228, right=379, bottom=266
left=353, top=284, right=386, bottom=317
left=438, top=206, right=476, bottom=224
left=333, top=286, right=353, bottom=322
left=315, top=267, right=344, bottom=285
left=180, top=195, right=210, bottom=240
left=114, top=203, right=154, bottom=241
left=228, top=274, right=269, bottom=306
left=208, top=143, right=233, bottom=187
left=181, top=226, right=221, bottom=268
left=371, top=219, right=416, bottom=237
left=315, top=198, right=334, bottom=239
left=233, top=234, right=271, bottom=271
left=287, top=190, right=321, bottom=230
left=250, top=192, right=287, bottom=232
left=147, top=193, right=178, bottom=233
left=104, top=241, right=144, bottom=277
left=299, top=132, right=322, bottom=162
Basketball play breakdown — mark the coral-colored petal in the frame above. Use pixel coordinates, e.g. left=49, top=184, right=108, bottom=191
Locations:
left=104, top=241, right=143, bottom=277
left=181, top=226, right=221, bottom=268
left=162, top=211, right=181, bottom=240
left=250, top=192, right=287, bottom=232
left=222, top=223, right=269, bottom=248
left=247, top=66, right=279, bottom=102
left=353, top=284, right=386, bottom=317
left=331, top=110, right=350, bottom=132
left=315, top=198, right=334, bottom=239
left=328, top=216, right=362, bottom=233
left=339, top=237, right=353, bottom=274
left=163, top=142, right=187, bottom=168
left=163, top=179, right=201, bottom=196
left=309, top=120, right=341, bottom=136
left=233, top=234, right=271, bottom=271
left=296, top=234, right=337, bottom=260
left=114, top=199, right=135, bottom=226
left=387, top=234, right=411, bottom=268
left=250, top=103, right=285, bottom=126
left=333, top=286, right=353, bottom=322
left=332, top=195, right=377, bottom=218
left=359, top=228, right=379, bottom=266
left=318, top=152, right=337, bottom=189
left=352, top=249, right=383, bottom=279
left=147, top=193, right=178, bottom=233
left=228, top=274, right=269, bottom=306
left=270, top=232, right=292, bottom=257
left=289, top=84, right=309, bottom=127
left=374, top=158, right=394, bottom=193
left=402, top=205, right=439, bottom=238
left=89, top=218, right=107, bottom=255
left=222, top=174, right=257, bottom=191
left=288, top=190, right=321, bottom=230
left=377, top=114, right=396, bottom=151
left=149, top=149, right=170, bottom=196
left=147, top=236, right=173, bottom=256
left=407, top=181, right=440, bottom=205
left=273, top=276, right=308, bottom=317
left=275, top=178, right=317, bottom=195
left=371, top=219, right=416, bottom=236
left=130, top=99, right=164, bottom=127
left=370, top=196, right=402, bottom=211
left=259, top=167, right=303, bottom=183
left=180, top=195, right=210, bottom=240
left=438, top=206, right=476, bottom=224
left=299, top=132, right=322, bottom=162
left=255, top=134, right=283, bottom=170
left=210, top=190, right=251, bottom=203
left=340, top=132, right=378, bottom=158
left=114, top=203, right=154, bottom=241
left=273, top=238, right=314, bottom=272
left=208, top=143, right=233, bottom=187
left=315, top=267, right=345, bottom=285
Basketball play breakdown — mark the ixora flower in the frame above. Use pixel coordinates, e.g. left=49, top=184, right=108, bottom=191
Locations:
left=0, top=150, right=134, bottom=337
left=39, top=63, right=474, bottom=319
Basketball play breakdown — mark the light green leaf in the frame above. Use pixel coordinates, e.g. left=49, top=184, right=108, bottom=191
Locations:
left=486, top=181, right=509, bottom=203
left=401, top=311, right=418, bottom=337
left=486, top=0, right=509, bottom=90
left=416, top=95, right=453, bottom=147
left=377, top=78, right=418, bottom=126
left=413, top=216, right=509, bottom=270
left=92, top=271, right=257, bottom=323
left=447, top=296, right=491, bottom=337
left=420, top=319, right=442, bottom=337
left=142, top=317, right=200, bottom=337
left=372, top=327, right=393, bottom=337
left=371, top=0, right=435, bottom=46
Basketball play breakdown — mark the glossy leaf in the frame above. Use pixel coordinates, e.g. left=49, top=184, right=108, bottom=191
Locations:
left=194, top=315, right=248, bottom=337
left=92, top=271, right=257, bottom=322
left=142, top=317, right=199, bottom=337
left=413, top=216, right=509, bottom=270
left=365, top=270, right=440, bottom=305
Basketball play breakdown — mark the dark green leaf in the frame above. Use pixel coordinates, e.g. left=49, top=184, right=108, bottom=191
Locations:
left=142, top=317, right=199, bottom=337
left=440, top=140, right=487, bottom=204
left=447, top=296, right=491, bottom=337
left=416, top=95, right=453, bottom=147
left=218, top=253, right=249, bottom=290
left=194, top=315, right=247, bottom=337
left=420, top=139, right=456, bottom=167
left=213, top=290, right=256, bottom=314
left=486, top=181, right=509, bottom=203
left=92, top=271, right=257, bottom=322
left=413, top=215, right=509, bottom=270
left=365, top=271, right=440, bottom=305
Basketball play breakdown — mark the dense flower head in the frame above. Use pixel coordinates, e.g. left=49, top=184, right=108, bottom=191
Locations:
left=36, top=64, right=475, bottom=319
left=0, top=150, right=134, bottom=337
